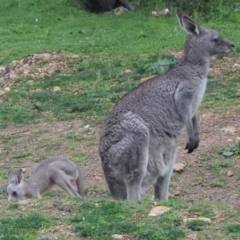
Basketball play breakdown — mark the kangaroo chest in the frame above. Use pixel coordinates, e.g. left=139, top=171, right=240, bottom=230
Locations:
left=192, top=77, right=208, bottom=115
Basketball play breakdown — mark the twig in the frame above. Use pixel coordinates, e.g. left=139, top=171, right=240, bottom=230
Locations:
left=10, top=130, right=30, bottom=135
left=13, top=165, right=31, bottom=168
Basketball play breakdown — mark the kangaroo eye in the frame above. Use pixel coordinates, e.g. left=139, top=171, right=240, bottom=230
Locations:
left=12, top=191, right=18, bottom=196
left=213, top=36, right=222, bottom=43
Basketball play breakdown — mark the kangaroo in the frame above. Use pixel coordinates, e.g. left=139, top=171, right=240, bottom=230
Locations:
left=99, top=9, right=235, bottom=201
left=7, top=156, right=84, bottom=201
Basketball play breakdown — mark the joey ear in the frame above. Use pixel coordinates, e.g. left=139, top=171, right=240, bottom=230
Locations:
left=8, top=169, right=16, bottom=183
left=176, top=9, right=201, bottom=35
left=17, top=169, right=24, bottom=184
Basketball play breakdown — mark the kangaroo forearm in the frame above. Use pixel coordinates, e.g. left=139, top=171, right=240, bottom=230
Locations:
left=192, top=115, right=199, bottom=136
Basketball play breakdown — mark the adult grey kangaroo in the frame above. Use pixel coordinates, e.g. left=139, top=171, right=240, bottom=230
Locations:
left=99, top=9, right=235, bottom=201
left=7, top=156, right=84, bottom=201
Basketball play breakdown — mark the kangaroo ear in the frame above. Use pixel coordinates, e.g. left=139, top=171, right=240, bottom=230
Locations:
left=17, top=169, right=24, bottom=184
left=8, top=169, right=16, bottom=183
left=176, top=9, right=201, bottom=35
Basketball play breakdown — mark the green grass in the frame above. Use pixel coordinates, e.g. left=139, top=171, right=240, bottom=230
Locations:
left=0, top=0, right=239, bottom=128
left=208, top=161, right=233, bottom=171
left=188, top=202, right=215, bottom=218
left=223, top=224, right=240, bottom=237
left=72, top=198, right=186, bottom=240
left=219, top=142, right=240, bottom=157
left=0, top=212, right=50, bottom=240
left=203, top=77, right=240, bottom=110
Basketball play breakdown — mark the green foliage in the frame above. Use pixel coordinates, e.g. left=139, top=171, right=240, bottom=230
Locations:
left=219, top=142, right=240, bottom=157
left=140, top=55, right=179, bottom=75
left=223, top=224, right=240, bottom=236
left=0, top=0, right=239, bottom=128
left=8, top=202, right=19, bottom=210
left=0, top=212, right=50, bottom=240
left=161, top=0, right=240, bottom=21
left=72, top=198, right=186, bottom=240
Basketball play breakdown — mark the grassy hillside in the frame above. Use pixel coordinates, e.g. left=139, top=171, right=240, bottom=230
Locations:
left=0, top=1, right=240, bottom=239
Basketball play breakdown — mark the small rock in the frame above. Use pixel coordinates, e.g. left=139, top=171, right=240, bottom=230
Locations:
left=236, top=137, right=240, bottom=141
left=170, top=190, right=180, bottom=196
left=94, top=176, right=102, bottom=181
left=227, top=170, right=234, bottom=177
left=113, top=6, right=127, bottom=15
left=173, top=163, right=185, bottom=172
left=27, top=80, right=34, bottom=85
left=71, top=54, right=79, bottom=59
left=221, top=126, right=236, bottom=135
left=84, top=124, right=90, bottom=129
left=0, top=66, right=7, bottom=77
left=227, top=139, right=233, bottom=143
left=18, top=199, right=31, bottom=206
left=0, top=90, right=5, bottom=96
left=233, top=63, right=240, bottom=69
left=124, top=69, right=132, bottom=73
left=112, top=234, right=125, bottom=240
left=184, top=217, right=211, bottom=223
left=148, top=206, right=171, bottom=216
left=33, top=88, right=43, bottom=93
left=53, top=86, right=61, bottom=92
left=4, top=87, right=10, bottom=92
left=42, top=53, right=51, bottom=61
left=66, top=108, right=75, bottom=113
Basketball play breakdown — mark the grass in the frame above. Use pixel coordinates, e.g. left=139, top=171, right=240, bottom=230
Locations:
left=219, top=142, right=240, bottom=157
left=0, top=0, right=240, bottom=239
left=0, top=212, right=50, bottom=240
left=0, top=0, right=239, bottom=128
left=71, top=197, right=240, bottom=240
left=203, top=77, right=240, bottom=110
left=72, top=198, right=186, bottom=240
left=188, top=202, right=215, bottom=218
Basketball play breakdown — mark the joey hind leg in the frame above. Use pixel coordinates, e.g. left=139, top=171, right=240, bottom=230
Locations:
left=53, top=175, right=81, bottom=197
left=154, top=147, right=177, bottom=200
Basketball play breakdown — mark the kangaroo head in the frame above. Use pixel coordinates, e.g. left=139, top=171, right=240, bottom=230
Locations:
left=7, top=169, right=25, bottom=201
left=176, top=9, right=235, bottom=57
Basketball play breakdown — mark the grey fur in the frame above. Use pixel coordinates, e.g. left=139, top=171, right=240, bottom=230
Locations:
left=7, top=156, right=84, bottom=201
left=99, top=9, right=234, bottom=201
left=79, top=0, right=134, bottom=13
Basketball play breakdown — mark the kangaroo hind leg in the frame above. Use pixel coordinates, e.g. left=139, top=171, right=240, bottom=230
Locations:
left=52, top=170, right=81, bottom=197
left=100, top=112, right=150, bottom=201
left=154, top=145, right=177, bottom=201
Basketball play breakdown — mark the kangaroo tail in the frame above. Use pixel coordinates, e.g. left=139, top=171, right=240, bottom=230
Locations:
left=76, top=167, right=84, bottom=197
